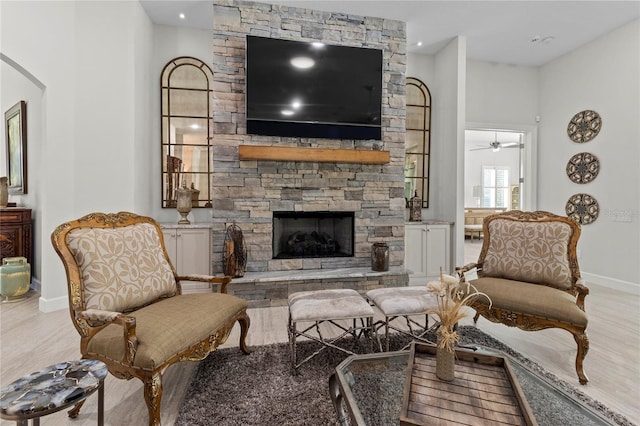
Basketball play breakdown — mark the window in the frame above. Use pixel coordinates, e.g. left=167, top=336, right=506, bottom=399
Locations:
left=404, top=77, right=431, bottom=208
left=161, top=57, right=213, bottom=208
left=481, top=166, right=510, bottom=208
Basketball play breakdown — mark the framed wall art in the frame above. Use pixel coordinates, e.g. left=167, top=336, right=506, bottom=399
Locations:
left=567, top=109, right=601, bottom=143
left=5, top=101, right=27, bottom=194
left=566, top=152, right=600, bottom=184
left=566, top=193, right=599, bottom=225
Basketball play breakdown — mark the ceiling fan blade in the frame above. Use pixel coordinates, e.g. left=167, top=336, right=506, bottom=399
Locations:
left=501, top=142, right=520, bottom=148
left=469, top=147, right=491, bottom=151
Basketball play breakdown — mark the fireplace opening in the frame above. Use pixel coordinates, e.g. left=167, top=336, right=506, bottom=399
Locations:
left=273, top=211, right=355, bottom=259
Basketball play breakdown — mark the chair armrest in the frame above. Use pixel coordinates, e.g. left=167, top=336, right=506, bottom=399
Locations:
left=78, top=309, right=138, bottom=364
left=177, top=274, right=233, bottom=293
left=455, top=263, right=479, bottom=280
left=574, top=278, right=590, bottom=311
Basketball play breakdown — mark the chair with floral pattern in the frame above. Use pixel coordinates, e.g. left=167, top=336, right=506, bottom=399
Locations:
left=457, top=210, right=589, bottom=384
left=51, top=212, right=250, bottom=425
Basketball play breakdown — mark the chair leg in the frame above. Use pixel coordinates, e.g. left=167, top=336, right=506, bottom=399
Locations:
left=238, top=312, right=251, bottom=354
left=67, top=399, right=86, bottom=419
left=143, top=372, right=163, bottom=426
left=573, top=330, right=590, bottom=384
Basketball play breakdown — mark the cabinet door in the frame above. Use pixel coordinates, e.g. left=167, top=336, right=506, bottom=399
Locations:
left=425, top=224, right=451, bottom=280
left=405, top=224, right=427, bottom=284
left=176, top=228, right=211, bottom=276
left=161, top=229, right=179, bottom=269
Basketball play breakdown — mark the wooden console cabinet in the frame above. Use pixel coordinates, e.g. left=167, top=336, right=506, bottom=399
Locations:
left=0, top=208, right=32, bottom=267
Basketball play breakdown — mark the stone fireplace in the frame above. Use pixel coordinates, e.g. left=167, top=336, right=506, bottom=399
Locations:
left=273, top=211, right=354, bottom=259
left=210, top=0, right=407, bottom=276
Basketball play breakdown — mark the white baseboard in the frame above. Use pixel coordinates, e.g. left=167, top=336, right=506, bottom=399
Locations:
left=30, top=277, right=41, bottom=293
left=38, top=294, right=69, bottom=312
left=581, top=272, right=640, bottom=295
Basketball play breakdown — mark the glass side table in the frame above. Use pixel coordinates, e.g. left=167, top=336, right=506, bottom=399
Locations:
left=329, top=348, right=614, bottom=426
left=1, top=359, right=108, bottom=426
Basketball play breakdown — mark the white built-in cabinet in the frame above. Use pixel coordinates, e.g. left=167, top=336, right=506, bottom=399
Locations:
left=161, top=225, right=212, bottom=294
left=404, top=222, right=451, bottom=285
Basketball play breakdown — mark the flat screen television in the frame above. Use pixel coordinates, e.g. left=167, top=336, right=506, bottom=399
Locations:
left=246, top=35, right=383, bottom=140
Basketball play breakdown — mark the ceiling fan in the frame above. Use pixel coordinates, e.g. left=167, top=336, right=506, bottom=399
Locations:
left=470, top=133, right=520, bottom=152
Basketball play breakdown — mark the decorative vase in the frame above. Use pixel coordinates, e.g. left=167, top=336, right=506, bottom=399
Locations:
left=436, top=332, right=455, bottom=381
left=0, top=177, right=8, bottom=209
left=371, top=242, right=389, bottom=272
left=176, top=183, right=193, bottom=224
left=409, top=190, right=422, bottom=221
left=0, top=257, right=31, bottom=302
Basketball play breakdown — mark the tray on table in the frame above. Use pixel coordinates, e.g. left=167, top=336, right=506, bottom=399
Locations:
left=400, top=343, right=537, bottom=426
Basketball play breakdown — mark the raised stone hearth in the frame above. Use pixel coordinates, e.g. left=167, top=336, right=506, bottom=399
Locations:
left=230, top=267, right=409, bottom=307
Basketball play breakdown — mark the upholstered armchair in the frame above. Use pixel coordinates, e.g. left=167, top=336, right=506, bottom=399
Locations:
left=457, top=210, right=589, bottom=384
left=51, top=212, right=250, bottom=425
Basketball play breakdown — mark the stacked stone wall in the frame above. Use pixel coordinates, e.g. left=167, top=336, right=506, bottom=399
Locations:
left=211, top=0, right=407, bottom=273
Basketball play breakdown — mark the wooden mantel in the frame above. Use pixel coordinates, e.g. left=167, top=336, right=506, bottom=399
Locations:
left=238, top=145, right=390, bottom=164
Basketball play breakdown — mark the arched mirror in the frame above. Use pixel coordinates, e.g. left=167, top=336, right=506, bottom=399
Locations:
left=161, top=56, right=213, bottom=208
left=405, top=77, right=431, bottom=208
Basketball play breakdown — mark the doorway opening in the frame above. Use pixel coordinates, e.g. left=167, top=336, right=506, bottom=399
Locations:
left=463, top=127, right=536, bottom=264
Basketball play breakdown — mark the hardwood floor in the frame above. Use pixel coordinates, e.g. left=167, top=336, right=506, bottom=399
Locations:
left=1, top=243, right=639, bottom=425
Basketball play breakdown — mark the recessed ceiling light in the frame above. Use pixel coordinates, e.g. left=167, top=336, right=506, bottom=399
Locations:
left=541, top=36, right=555, bottom=44
left=417, top=41, right=423, bottom=47
left=311, top=42, right=325, bottom=48
left=291, top=100, right=301, bottom=109
left=190, top=124, right=200, bottom=129
left=290, top=57, right=315, bottom=69
left=281, top=109, right=294, bottom=116
left=179, top=13, right=185, bottom=19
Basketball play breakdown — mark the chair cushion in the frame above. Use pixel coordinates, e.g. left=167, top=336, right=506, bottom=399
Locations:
left=288, top=289, right=374, bottom=322
left=86, top=293, right=248, bottom=370
left=67, top=223, right=177, bottom=312
left=366, top=287, right=438, bottom=316
left=469, top=277, right=587, bottom=327
left=482, top=219, right=574, bottom=290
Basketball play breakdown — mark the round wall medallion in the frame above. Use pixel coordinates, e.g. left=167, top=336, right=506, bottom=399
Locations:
left=566, top=193, right=599, bottom=225
left=566, top=152, right=600, bottom=184
left=567, top=110, right=602, bottom=143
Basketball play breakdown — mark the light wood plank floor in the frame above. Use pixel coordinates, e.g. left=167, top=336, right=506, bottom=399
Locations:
left=1, top=242, right=639, bottom=425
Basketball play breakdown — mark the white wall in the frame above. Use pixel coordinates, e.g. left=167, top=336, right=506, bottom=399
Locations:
left=1, top=1, right=155, bottom=310
left=538, top=19, right=640, bottom=290
left=431, top=37, right=467, bottom=267
left=0, top=60, right=44, bottom=285
left=466, top=61, right=539, bottom=126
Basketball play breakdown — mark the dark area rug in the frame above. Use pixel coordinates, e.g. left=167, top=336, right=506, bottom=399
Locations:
left=175, top=326, right=635, bottom=426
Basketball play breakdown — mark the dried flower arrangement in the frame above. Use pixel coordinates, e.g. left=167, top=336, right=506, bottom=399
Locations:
left=426, top=269, right=492, bottom=352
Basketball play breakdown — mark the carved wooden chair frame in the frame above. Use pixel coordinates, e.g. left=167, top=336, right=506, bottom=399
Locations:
left=51, top=212, right=250, bottom=425
left=458, top=210, right=589, bottom=384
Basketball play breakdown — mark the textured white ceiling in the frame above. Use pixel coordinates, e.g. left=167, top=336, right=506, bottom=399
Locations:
left=139, top=0, right=640, bottom=66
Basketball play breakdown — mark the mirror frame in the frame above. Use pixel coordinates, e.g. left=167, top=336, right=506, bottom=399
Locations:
left=405, top=77, right=431, bottom=208
left=160, top=56, right=213, bottom=208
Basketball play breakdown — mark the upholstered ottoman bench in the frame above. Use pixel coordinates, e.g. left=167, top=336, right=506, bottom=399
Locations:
left=287, top=289, right=375, bottom=373
left=366, top=286, right=439, bottom=351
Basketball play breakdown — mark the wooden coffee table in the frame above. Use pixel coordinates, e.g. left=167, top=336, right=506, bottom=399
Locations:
left=329, top=345, right=615, bottom=426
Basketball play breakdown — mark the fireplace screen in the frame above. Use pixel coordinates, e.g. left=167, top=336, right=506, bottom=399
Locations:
left=273, top=211, right=354, bottom=259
